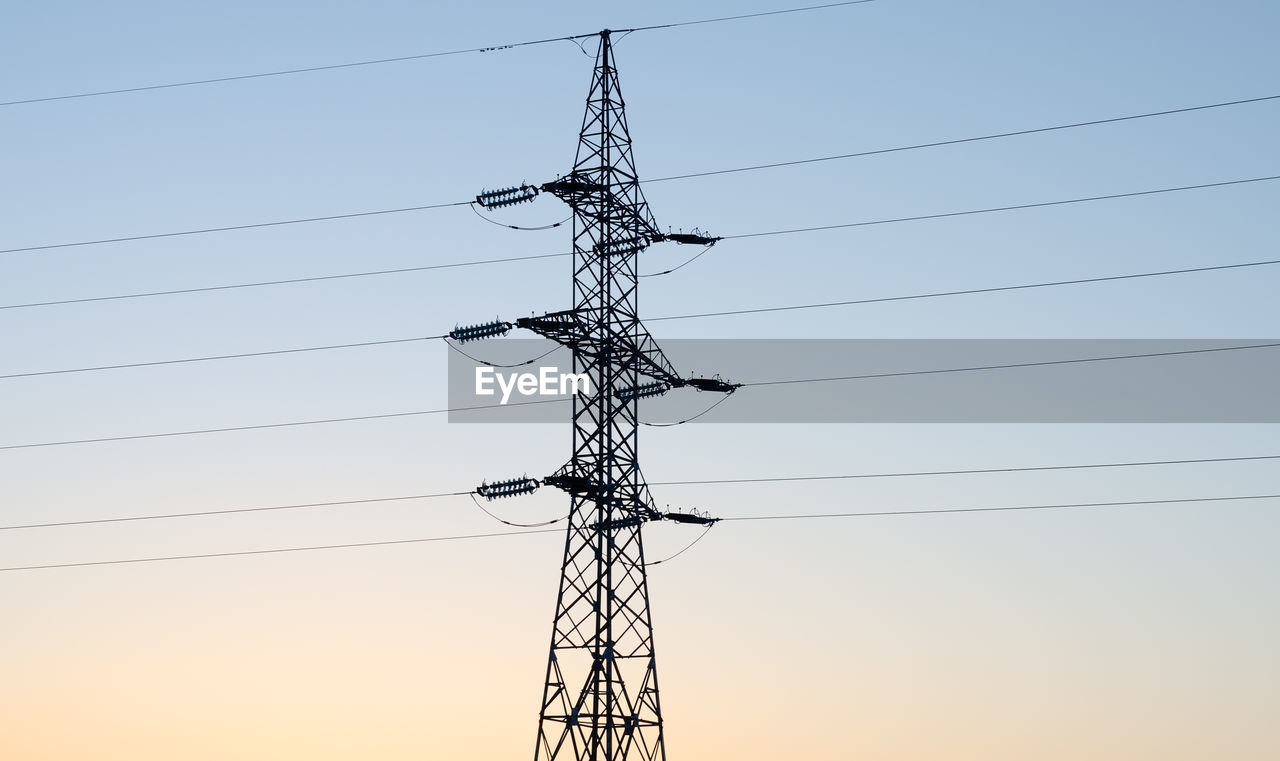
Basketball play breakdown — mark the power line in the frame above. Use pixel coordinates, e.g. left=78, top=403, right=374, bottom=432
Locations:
left=741, top=342, right=1280, bottom=388
left=0, top=2, right=875, bottom=108
left=2, top=341, right=1273, bottom=449
left=628, top=0, right=874, bottom=33
left=6, top=262, right=1277, bottom=383
left=646, top=94, right=1280, bottom=182
left=0, top=397, right=569, bottom=452
left=721, top=493, right=1280, bottom=522
left=5, top=491, right=1273, bottom=573
left=2, top=334, right=563, bottom=381
left=3, top=250, right=1274, bottom=329
left=7, top=178, right=1277, bottom=316
left=0, top=527, right=562, bottom=573
left=721, top=175, right=1280, bottom=241
left=646, top=257, right=1280, bottom=322
left=0, top=492, right=471, bottom=531
left=0, top=251, right=573, bottom=311
left=0, top=200, right=471, bottom=256
left=649, top=454, right=1280, bottom=486
left=0, top=44, right=575, bottom=109
left=6, top=453, right=1274, bottom=532
left=4, top=97, right=1273, bottom=261
left=0, top=336, right=443, bottom=381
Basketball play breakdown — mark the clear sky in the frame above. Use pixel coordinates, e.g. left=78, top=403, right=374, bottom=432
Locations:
left=2, top=1, right=1277, bottom=759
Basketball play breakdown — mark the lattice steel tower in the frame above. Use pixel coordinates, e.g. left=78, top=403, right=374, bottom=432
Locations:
left=503, top=30, right=732, bottom=761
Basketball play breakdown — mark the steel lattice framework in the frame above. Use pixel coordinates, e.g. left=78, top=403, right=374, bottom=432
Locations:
left=513, top=30, right=730, bottom=761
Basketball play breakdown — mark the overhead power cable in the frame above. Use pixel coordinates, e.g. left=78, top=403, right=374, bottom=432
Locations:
left=0, top=44, right=573, bottom=108
left=3, top=333, right=553, bottom=382
left=0, top=251, right=574, bottom=311
left=0, top=1, right=874, bottom=108
left=5, top=453, right=1273, bottom=532
left=646, top=257, right=1280, bottom=322
left=627, top=0, right=874, bottom=32
left=0, top=335, right=444, bottom=380
left=0, top=528, right=562, bottom=573
left=646, top=94, right=1280, bottom=182
left=5, top=259, right=1278, bottom=382
left=6, top=252, right=1276, bottom=324
left=3, top=95, right=1273, bottom=261
left=740, top=342, right=1280, bottom=388
left=721, top=175, right=1280, bottom=241
left=4, top=342, right=1276, bottom=451
left=0, top=398, right=569, bottom=452
left=6, top=177, right=1277, bottom=319
left=650, top=453, right=1280, bottom=486
left=1, top=492, right=471, bottom=531
left=4, top=491, right=1273, bottom=574
left=721, top=494, right=1280, bottom=523
left=0, top=200, right=471, bottom=256
left=10, top=301, right=1280, bottom=383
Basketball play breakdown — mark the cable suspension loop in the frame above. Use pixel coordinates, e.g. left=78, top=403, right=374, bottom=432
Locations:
left=644, top=524, right=716, bottom=567
left=639, top=242, right=718, bottom=277
left=468, top=493, right=565, bottom=529
left=443, top=338, right=561, bottom=368
left=470, top=202, right=570, bottom=231
left=641, top=388, right=738, bottom=427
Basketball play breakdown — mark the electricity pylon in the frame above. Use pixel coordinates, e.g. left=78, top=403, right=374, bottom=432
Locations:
left=467, top=28, right=734, bottom=759
left=513, top=30, right=731, bottom=761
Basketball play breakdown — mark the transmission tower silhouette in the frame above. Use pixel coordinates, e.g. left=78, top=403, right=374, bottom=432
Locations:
left=467, top=29, right=736, bottom=761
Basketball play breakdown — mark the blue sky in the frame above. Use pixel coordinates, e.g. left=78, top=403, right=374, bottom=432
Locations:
left=2, top=2, right=1278, bottom=759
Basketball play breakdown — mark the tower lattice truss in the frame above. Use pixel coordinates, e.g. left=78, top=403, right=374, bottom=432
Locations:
left=508, top=30, right=732, bottom=761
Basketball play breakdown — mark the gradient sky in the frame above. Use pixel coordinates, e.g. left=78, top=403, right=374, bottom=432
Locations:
left=2, top=1, right=1278, bottom=759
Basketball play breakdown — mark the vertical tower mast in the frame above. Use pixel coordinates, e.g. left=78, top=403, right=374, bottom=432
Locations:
left=487, top=28, right=733, bottom=760
left=534, top=30, right=666, bottom=761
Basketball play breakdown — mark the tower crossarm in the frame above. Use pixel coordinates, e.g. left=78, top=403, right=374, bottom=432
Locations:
left=515, top=309, right=586, bottom=347
left=541, top=175, right=661, bottom=241
left=516, top=311, right=684, bottom=388
left=543, top=467, right=664, bottom=526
